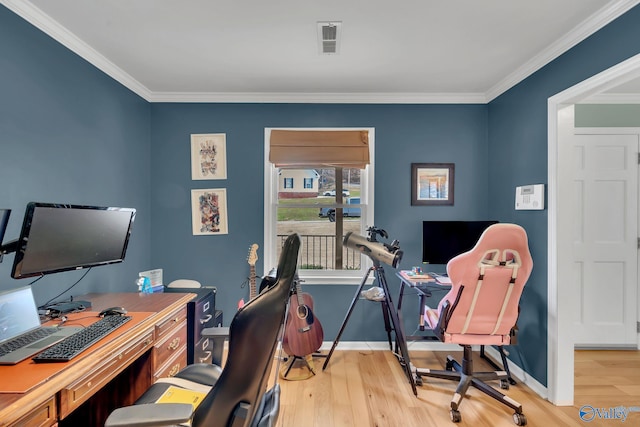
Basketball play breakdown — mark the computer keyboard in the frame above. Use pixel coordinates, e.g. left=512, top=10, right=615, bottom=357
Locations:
left=0, top=328, right=57, bottom=357
left=32, top=315, right=132, bottom=362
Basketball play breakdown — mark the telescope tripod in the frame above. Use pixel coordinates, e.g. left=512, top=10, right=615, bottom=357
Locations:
left=322, top=262, right=417, bottom=396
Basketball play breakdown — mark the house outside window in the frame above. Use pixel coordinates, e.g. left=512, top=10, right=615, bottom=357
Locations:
left=283, top=177, right=293, bottom=189
left=264, top=128, right=375, bottom=285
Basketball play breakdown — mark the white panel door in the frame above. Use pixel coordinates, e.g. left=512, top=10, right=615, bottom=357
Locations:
left=572, top=133, right=638, bottom=347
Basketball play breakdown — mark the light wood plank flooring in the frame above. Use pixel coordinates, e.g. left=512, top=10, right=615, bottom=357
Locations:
left=274, top=349, right=640, bottom=427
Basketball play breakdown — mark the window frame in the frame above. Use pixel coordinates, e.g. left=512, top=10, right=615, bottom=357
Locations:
left=264, top=127, right=375, bottom=285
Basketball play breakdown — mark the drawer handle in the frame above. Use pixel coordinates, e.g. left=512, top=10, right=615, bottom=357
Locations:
left=200, top=314, right=212, bottom=324
left=169, top=363, right=180, bottom=377
left=199, top=351, right=212, bottom=363
left=168, top=337, right=181, bottom=350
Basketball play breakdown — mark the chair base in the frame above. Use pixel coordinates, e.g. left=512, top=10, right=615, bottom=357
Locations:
left=414, top=345, right=527, bottom=426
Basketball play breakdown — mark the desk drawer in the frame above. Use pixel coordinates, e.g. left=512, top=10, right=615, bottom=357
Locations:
left=60, top=330, right=154, bottom=417
left=156, top=307, right=188, bottom=341
left=154, top=347, right=187, bottom=380
left=194, top=335, right=214, bottom=364
left=8, top=396, right=56, bottom=427
left=193, top=294, right=215, bottom=340
left=155, top=319, right=187, bottom=369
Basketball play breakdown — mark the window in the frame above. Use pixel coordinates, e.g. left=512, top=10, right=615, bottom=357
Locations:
left=283, top=178, right=293, bottom=189
left=264, top=128, right=375, bottom=284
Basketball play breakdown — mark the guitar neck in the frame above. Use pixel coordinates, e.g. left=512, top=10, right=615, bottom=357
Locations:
left=249, top=264, right=257, bottom=299
left=295, top=277, right=304, bottom=305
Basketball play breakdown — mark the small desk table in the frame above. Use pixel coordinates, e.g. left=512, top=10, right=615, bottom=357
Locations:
left=396, top=270, right=450, bottom=339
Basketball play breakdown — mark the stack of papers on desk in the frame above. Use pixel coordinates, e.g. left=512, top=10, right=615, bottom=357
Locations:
left=399, top=270, right=435, bottom=282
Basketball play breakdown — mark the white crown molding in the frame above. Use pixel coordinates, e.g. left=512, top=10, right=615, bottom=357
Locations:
left=1, top=0, right=153, bottom=101
left=580, top=92, right=640, bottom=103
left=148, top=91, right=487, bottom=104
left=485, top=0, right=640, bottom=102
left=4, top=0, right=638, bottom=105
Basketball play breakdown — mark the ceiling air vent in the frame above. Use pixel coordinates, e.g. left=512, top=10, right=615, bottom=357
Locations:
left=317, top=21, right=341, bottom=55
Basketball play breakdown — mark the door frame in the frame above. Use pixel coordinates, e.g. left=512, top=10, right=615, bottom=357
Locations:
left=548, top=52, right=640, bottom=405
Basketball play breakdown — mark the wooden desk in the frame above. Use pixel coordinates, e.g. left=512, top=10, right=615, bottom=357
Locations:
left=0, top=292, right=194, bottom=427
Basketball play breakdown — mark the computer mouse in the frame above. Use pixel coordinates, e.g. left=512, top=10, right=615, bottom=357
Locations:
left=98, top=306, right=127, bottom=317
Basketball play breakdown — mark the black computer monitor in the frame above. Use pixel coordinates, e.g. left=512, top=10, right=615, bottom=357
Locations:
left=10, top=202, right=136, bottom=279
left=422, top=220, right=498, bottom=265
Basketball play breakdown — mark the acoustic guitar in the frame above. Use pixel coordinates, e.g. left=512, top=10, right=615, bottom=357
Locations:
left=282, top=276, right=324, bottom=358
left=238, top=243, right=259, bottom=309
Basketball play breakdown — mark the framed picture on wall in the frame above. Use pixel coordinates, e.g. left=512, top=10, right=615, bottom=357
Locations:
left=191, top=188, right=229, bottom=235
left=191, top=133, right=227, bottom=180
left=411, top=163, right=455, bottom=206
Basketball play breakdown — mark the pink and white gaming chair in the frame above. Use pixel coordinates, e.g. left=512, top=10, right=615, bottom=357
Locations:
left=416, top=223, right=532, bottom=426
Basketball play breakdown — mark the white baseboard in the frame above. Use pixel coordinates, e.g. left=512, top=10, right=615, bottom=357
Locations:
left=483, top=346, right=548, bottom=400
left=318, top=341, right=461, bottom=352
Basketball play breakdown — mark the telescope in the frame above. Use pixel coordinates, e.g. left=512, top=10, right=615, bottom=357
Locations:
left=343, top=227, right=403, bottom=268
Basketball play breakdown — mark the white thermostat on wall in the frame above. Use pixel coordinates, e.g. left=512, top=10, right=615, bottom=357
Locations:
left=515, top=184, right=545, bottom=210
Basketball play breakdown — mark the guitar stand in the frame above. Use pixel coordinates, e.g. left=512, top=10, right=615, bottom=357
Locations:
left=282, top=352, right=327, bottom=380
left=322, top=263, right=418, bottom=396
left=283, top=355, right=315, bottom=377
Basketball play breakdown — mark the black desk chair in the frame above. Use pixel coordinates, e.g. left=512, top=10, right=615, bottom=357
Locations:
left=105, top=233, right=301, bottom=427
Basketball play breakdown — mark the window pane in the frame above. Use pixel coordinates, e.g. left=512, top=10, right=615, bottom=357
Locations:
left=276, top=166, right=364, bottom=272
left=317, top=168, right=359, bottom=200
left=276, top=208, right=362, bottom=270
left=303, top=178, right=313, bottom=189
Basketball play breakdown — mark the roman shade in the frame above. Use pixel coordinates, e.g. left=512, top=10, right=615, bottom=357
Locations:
left=269, top=130, right=370, bottom=168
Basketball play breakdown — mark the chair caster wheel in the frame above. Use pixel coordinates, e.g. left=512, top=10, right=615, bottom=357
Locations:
left=445, top=360, right=455, bottom=371
left=500, top=379, right=510, bottom=390
left=513, top=412, right=527, bottom=426
left=415, top=376, right=423, bottom=386
left=450, top=409, right=461, bottom=423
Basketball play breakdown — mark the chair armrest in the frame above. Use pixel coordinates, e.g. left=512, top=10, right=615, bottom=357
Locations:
left=105, top=403, right=193, bottom=427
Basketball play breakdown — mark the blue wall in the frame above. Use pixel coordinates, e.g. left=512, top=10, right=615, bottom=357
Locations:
left=149, top=103, right=489, bottom=344
left=488, top=4, right=640, bottom=384
left=0, top=6, right=152, bottom=304
left=2, top=3, right=640, bottom=390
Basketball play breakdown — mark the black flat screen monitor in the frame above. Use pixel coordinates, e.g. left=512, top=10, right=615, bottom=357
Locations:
left=11, top=202, right=136, bottom=279
left=422, top=220, right=498, bottom=265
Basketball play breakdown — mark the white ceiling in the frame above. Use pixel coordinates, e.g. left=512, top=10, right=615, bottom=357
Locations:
left=4, top=0, right=640, bottom=103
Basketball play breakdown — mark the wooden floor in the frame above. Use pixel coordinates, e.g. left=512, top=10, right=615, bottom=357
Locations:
left=274, top=349, right=640, bottom=427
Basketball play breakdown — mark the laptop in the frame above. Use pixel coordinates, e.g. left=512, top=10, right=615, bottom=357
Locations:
left=0, top=286, right=83, bottom=364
